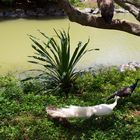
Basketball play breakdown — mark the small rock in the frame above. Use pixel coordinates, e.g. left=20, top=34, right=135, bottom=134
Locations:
left=92, top=8, right=99, bottom=14
left=81, top=8, right=94, bottom=13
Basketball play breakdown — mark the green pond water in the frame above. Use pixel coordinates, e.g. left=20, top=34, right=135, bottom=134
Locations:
left=0, top=13, right=140, bottom=75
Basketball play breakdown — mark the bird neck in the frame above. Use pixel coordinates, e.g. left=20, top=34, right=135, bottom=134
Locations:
left=130, top=79, right=139, bottom=91
left=110, top=97, right=118, bottom=109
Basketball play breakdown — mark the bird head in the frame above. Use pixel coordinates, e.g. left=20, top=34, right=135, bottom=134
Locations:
left=114, top=96, right=120, bottom=100
left=136, top=78, right=140, bottom=81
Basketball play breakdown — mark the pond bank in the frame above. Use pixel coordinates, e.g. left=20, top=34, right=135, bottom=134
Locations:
left=0, top=7, right=65, bottom=19
left=0, top=2, right=128, bottom=20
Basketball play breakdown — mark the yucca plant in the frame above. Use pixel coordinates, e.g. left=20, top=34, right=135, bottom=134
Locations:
left=28, top=28, right=90, bottom=97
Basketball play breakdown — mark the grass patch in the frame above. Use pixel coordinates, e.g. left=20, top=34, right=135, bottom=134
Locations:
left=0, top=67, right=140, bottom=139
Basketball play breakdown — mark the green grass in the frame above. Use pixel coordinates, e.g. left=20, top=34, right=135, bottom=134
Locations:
left=0, top=68, right=140, bottom=140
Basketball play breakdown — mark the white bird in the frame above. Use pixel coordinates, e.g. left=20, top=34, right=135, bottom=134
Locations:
left=46, top=96, right=120, bottom=118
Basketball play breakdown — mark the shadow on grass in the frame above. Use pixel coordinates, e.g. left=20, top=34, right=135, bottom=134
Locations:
left=50, top=114, right=119, bottom=139
left=116, top=93, right=140, bottom=110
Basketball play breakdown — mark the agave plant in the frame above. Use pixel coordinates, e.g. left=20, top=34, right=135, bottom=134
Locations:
left=28, top=28, right=90, bottom=97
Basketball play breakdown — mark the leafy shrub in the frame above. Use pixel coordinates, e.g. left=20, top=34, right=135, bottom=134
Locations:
left=27, top=28, right=90, bottom=97
left=0, top=75, right=23, bottom=100
left=21, top=80, right=43, bottom=94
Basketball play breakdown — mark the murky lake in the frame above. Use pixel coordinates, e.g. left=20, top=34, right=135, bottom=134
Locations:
left=0, top=13, right=140, bottom=74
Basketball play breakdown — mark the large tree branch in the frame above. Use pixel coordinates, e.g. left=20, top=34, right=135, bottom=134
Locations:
left=124, top=0, right=140, bottom=7
left=57, top=0, right=140, bottom=36
left=114, top=0, right=140, bottom=21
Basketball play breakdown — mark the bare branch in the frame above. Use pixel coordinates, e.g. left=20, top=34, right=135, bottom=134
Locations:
left=114, top=0, right=140, bottom=21
left=125, top=0, right=140, bottom=7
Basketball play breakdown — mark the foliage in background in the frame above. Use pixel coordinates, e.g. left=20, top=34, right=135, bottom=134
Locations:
left=69, top=0, right=80, bottom=5
left=1, top=0, right=14, bottom=5
left=0, top=68, right=140, bottom=139
left=27, top=28, right=90, bottom=97
left=76, top=66, right=138, bottom=93
left=69, top=0, right=97, bottom=8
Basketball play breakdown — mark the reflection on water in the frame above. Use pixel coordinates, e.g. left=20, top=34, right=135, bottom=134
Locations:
left=0, top=14, right=140, bottom=74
